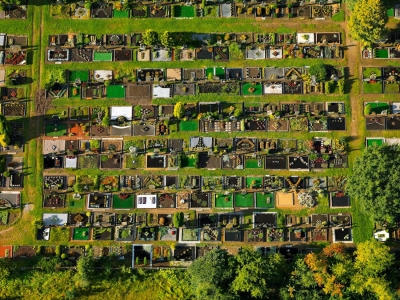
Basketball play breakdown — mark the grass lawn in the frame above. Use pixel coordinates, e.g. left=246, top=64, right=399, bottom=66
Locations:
left=174, top=5, right=195, bottom=17
left=113, top=9, right=130, bottom=18
left=255, top=192, right=274, bottom=208
left=245, top=158, right=263, bottom=169
left=242, top=82, right=263, bottom=96
left=68, top=198, right=85, bottom=209
left=45, top=124, right=67, bottom=137
left=206, top=67, right=225, bottom=79
left=235, top=193, right=254, bottom=208
left=179, top=120, right=198, bottom=132
left=112, top=194, right=134, bottom=209
left=246, top=177, right=263, bottom=189
left=93, top=51, right=113, bottom=61
left=106, top=85, right=125, bottom=98
left=374, top=49, right=389, bottom=59
left=363, top=67, right=382, bottom=79
left=384, top=83, right=400, bottom=93
left=72, top=227, right=90, bottom=241
left=363, top=82, right=382, bottom=94
left=69, top=70, right=89, bottom=82
left=125, top=154, right=145, bottom=169
left=181, top=155, right=196, bottom=168
left=366, top=138, right=384, bottom=148
left=50, top=227, right=70, bottom=243
left=332, top=9, right=345, bottom=22
left=215, top=193, right=233, bottom=208
left=365, top=102, right=389, bottom=113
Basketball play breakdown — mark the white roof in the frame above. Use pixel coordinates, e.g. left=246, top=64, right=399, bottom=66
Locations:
left=0, top=34, right=5, bottom=47
left=297, top=33, right=315, bottom=44
left=136, top=194, right=157, bottom=208
left=110, top=106, right=133, bottom=120
left=374, top=230, right=389, bottom=242
left=65, top=157, right=77, bottom=168
left=152, top=85, right=171, bottom=98
left=42, top=213, right=68, bottom=226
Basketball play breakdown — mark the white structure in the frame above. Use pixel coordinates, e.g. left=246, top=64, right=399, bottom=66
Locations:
left=374, top=230, right=390, bottom=242
left=297, top=33, right=315, bottom=44
left=136, top=195, right=157, bottom=209
left=152, top=85, right=172, bottom=98
left=43, top=213, right=68, bottom=226
left=110, top=106, right=133, bottom=121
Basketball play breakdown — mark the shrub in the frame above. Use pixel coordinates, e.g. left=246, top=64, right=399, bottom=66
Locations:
left=143, top=257, right=147, bottom=265
left=61, top=253, right=67, bottom=260
left=364, top=104, right=372, bottom=115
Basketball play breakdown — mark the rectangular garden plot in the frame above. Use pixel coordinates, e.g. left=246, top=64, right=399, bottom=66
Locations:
left=113, top=193, right=134, bottom=209
left=247, top=228, right=265, bottom=242
left=43, top=192, right=65, bottom=208
left=288, top=156, right=309, bottom=170
left=174, top=5, right=195, bottom=17
left=362, top=67, right=383, bottom=94
left=224, top=176, right=243, bottom=190
left=366, top=116, right=386, bottom=130
left=198, top=213, right=218, bottom=227
left=196, top=47, right=213, bottom=60
left=215, top=193, right=233, bottom=209
left=266, top=156, right=287, bottom=170
left=92, top=227, right=114, bottom=240
left=190, top=192, right=211, bottom=208
left=255, top=192, right=274, bottom=209
left=72, top=227, right=90, bottom=241
left=70, top=49, right=92, bottom=62
left=234, top=192, right=254, bottom=208
left=116, top=226, right=135, bottom=242
left=87, top=192, right=111, bottom=209
left=242, top=82, right=263, bottom=96
left=328, top=117, right=346, bottom=130
left=288, top=228, right=307, bottom=242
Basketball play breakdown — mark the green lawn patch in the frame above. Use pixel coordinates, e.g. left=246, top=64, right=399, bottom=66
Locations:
left=93, top=51, right=113, bottom=61
left=387, top=7, right=394, bottom=17
left=246, top=177, right=263, bottom=189
left=332, top=10, right=345, bottom=22
left=69, top=86, right=81, bottom=98
left=374, top=49, right=389, bottom=59
left=363, top=67, right=382, bottom=79
left=68, top=70, right=89, bottom=82
left=106, top=85, right=125, bottom=98
left=363, top=82, right=382, bottom=94
left=72, top=227, right=90, bottom=241
left=384, top=83, right=400, bottom=93
left=245, top=158, right=263, bottom=169
left=215, top=193, right=233, bottom=208
left=179, top=120, right=198, bottom=132
left=45, top=124, right=67, bottom=137
left=242, top=82, right=263, bottom=96
left=365, top=102, right=389, bottom=114
left=255, top=192, right=274, bottom=208
left=125, top=154, right=145, bottom=169
left=68, top=198, right=85, bottom=209
left=235, top=193, right=254, bottom=208
left=206, top=67, right=225, bottom=79
left=181, top=155, right=196, bottom=168
left=366, top=138, right=384, bottom=148
left=113, top=9, right=130, bottom=18
left=112, top=194, right=134, bottom=209
left=174, top=5, right=195, bottom=17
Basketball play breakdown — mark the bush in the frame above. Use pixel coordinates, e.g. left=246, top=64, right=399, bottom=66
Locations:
left=61, top=253, right=67, bottom=260
left=143, top=257, right=147, bottom=265
left=364, top=104, right=372, bottom=115
left=3, top=170, right=10, bottom=177
left=55, top=245, right=61, bottom=257
left=338, top=79, right=345, bottom=95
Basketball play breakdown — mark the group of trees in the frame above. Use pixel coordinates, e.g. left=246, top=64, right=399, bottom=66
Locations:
left=142, top=29, right=189, bottom=48
left=0, top=241, right=396, bottom=299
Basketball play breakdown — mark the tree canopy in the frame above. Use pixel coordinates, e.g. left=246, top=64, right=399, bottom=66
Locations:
left=308, top=64, right=326, bottom=82
left=142, top=29, right=158, bottom=46
left=347, top=144, right=400, bottom=223
left=348, top=0, right=388, bottom=46
left=173, top=102, right=185, bottom=119
left=0, top=115, right=11, bottom=147
left=160, top=31, right=174, bottom=47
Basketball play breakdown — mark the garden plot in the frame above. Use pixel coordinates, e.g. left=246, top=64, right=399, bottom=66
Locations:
left=190, top=192, right=211, bottom=208
left=246, top=47, right=266, bottom=60
left=198, top=153, right=221, bottom=169
left=166, top=68, right=181, bottom=82
left=126, top=83, right=151, bottom=100
left=165, top=175, right=178, bottom=189
left=197, top=213, right=217, bottom=227
left=288, top=228, right=307, bottom=242
left=116, top=213, right=134, bottom=225
left=116, top=226, right=135, bottom=242
left=202, top=228, right=221, bottom=242
left=105, top=34, right=124, bottom=46
left=82, top=85, right=105, bottom=100
left=87, top=193, right=111, bottom=209
left=43, top=192, right=65, bottom=208
left=13, top=246, right=36, bottom=259
left=91, top=3, right=113, bottom=18
left=297, top=33, right=315, bottom=44
left=132, top=124, right=155, bottom=136
left=259, top=138, right=278, bottom=153
left=0, top=246, right=12, bottom=258
left=365, top=116, right=386, bottom=130
left=278, top=139, right=298, bottom=152
left=43, top=213, right=68, bottom=227
left=190, top=136, right=213, bottom=151
left=47, top=49, right=68, bottom=62
left=220, top=3, right=234, bottom=17
left=224, top=176, right=243, bottom=190
left=332, top=228, right=352, bottom=243
left=69, top=213, right=89, bottom=227
left=364, top=102, right=390, bottom=115
left=242, top=82, right=263, bottom=96
left=303, top=46, right=323, bottom=58
left=149, top=5, right=170, bottom=17
left=137, top=69, right=164, bottom=82
left=69, top=107, right=89, bottom=120
left=2, top=102, right=25, bottom=117
left=328, top=154, right=347, bottom=168
left=245, top=67, right=262, bottom=79
left=221, top=154, right=243, bottom=169
left=93, top=51, right=112, bottom=62
left=234, top=192, right=254, bottom=208
left=180, top=228, right=200, bottom=243
left=92, top=227, right=114, bottom=241
left=284, top=80, right=303, bottom=94
left=234, top=138, right=257, bottom=153
left=215, top=193, right=233, bottom=209
left=214, top=47, right=229, bottom=61
left=100, top=154, right=121, bottom=169
left=327, top=102, right=345, bottom=115
left=289, top=155, right=309, bottom=170
left=141, top=175, right=164, bottom=190
left=255, top=192, right=274, bottom=209
left=99, top=175, right=119, bottom=192
left=246, top=228, right=265, bottom=242
left=179, top=120, right=198, bottom=132
left=43, top=155, right=63, bottom=169
left=176, top=191, right=190, bottom=209
left=183, top=68, right=205, bottom=81
left=152, top=49, right=172, bottom=62
left=218, top=212, right=242, bottom=228
left=244, top=155, right=263, bottom=169
left=246, top=176, right=263, bottom=190
left=264, top=82, right=283, bottom=94
left=114, top=49, right=132, bottom=62
left=174, top=5, right=195, bottom=17
left=289, top=117, right=308, bottom=131
left=106, top=85, right=125, bottom=98
left=0, top=192, right=20, bottom=208
left=309, top=117, right=328, bottom=132
left=158, top=226, right=177, bottom=241
left=267, top=46, right=283, bottom=59
left=46, top=83, right=68, bottom=99
left=180, top=49, right=195, bottom=61
left=196, top=47, right=213, bottom=60
left=267, top=119, right=290, bottom=131
left=78, top=155, right=99, bottom=169
left=362, top=67, right=383, bottom=94
left=173, top=246, right=195, bottom=262
left=132, top=6, right=147, bottom=18
left=205, top=67, right=225, bottom=80
left=386, top=116, right=400, bottom=130
left=152, top=85, right=172, bottom=99
left=225, top=229, right=243, bottom=242
left=265, top=156, right=287, bottom=170
left=158, top=193, right=176, bottom=208
left=70, top=48, right=92, bottom=62
left=264, top=176, right=285, bottom=191
left=373, top=48, right=389, bottom=59
left=328, top=117, right=346, bottom=130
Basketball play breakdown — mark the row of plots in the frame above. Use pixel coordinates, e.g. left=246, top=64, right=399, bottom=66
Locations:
left=363, top=101, right=400, bottom=130
left=36, top=212, right=353, bottom=247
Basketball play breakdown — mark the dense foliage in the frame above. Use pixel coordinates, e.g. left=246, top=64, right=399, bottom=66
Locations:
left=0, top=241, right=398, bottom=300
left=348, top=0, right=388, bottom=46
left=0, top=115, right=11, bottom=147
left=347, top=145, right=400, bottom=223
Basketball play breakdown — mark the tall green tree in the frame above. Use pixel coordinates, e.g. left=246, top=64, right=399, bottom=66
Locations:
left=160, top=31, right=174, bottom=47
left=0, top=115, right=11, bottom=147
left=173, top=102, right=185, bottom=119
left=348, top=0, right=388, bottom=46
left=347, top=144, right=400, bottom=223
left=142, top=29, right=158, bottom=46
left=187, top=248, right=235, bottom=299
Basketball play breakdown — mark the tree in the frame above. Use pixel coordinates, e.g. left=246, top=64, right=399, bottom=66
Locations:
left=347, top=144, right=400, bottom=223
left=348, top=0, right=388, bottom=46
left=74, top=255, right=94, bottom=288
left=187, top=248, right=235, bottom=299
left=309, top=64, right=327, bottom=82
left=142, top=29, right=158, bottom=46
left=160, top=31, right=173, bottom=47
left=0, top=115, right=11, bottom=147
left=173, top=102, right=185, bottom=119
left=173, top=212, right=184, bottom=227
